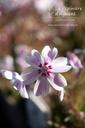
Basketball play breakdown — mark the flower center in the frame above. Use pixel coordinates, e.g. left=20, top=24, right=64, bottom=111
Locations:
left=38, top=62, right=52, bottom=76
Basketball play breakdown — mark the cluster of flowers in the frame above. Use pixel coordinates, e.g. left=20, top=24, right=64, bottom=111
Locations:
left=0, top=46, right=83, bottom=101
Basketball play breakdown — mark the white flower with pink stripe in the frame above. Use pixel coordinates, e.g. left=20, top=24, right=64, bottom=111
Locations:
left=1, top=69, right=29, bottom=99
left=21, top=46, right=71, bottom=98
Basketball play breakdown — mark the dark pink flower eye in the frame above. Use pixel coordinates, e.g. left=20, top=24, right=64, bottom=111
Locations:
left=38, top=69, right=41, bottom=74
left=48, top=65, right=52, bottom=69
left=44, top=62, right=48, bottom=65
left=42, top=73, right=46, bottom=76
left=39, top=63, right=42, bottom=67
left=47, top=71, right=51, bottom=75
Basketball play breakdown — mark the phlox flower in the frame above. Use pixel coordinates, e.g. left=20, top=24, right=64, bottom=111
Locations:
left=21, top=46, right=71, bottom=98
left=67, top=52, right=83, bottom=70
left=0, top=69, right=29, bottom=99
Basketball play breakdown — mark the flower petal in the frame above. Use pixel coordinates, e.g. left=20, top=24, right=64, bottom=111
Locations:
left=50, top=57, right=71, bottom=73
left=51, top=65, right=71, bottom=73
left=67, top=52, right=83, bottom=70
left=34, top=76, right=49, bottom=96
left=11, top=79, right=29, bottom=99
left=51, top=57, right=68, bottom=65
left=19, top=84, right=29, bottom=99
left=58, top=89, right=64, bottom=101
left=26, top=50, right=41, bottom=68
left=21, top=67, right=41, bottom=85
left=48, top=47, right=58, bottom=60
left=47, top=73, right=67, bottom=91
left=0, top=69, right=22, bottom=80
left=1, top=69, right=13, bottom=80
left=69, top=59, right=83, bottom=70
left=41, top=45, right=58, bottom=62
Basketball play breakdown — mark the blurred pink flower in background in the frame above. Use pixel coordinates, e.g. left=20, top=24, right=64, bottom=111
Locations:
left=15, top=44, right=33, bottom=70
left=0, top=55, right=14, bottom=71
left=67, top=52, right=83, bottom=70
left=74, top=49, right=85, bottom=63
left=0, top=0, right=32, bottom=11
left=15, top=44, right=32, bottom=57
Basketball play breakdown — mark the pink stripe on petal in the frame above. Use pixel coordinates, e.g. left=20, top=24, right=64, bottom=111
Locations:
left=54, top=74, right=67, bottom=87
left=41, top=46, right=58, bottom=61
left=48, top=47, right=58, bottom=60
left=12, top=79, right=21, bottom=90
left=22, top=70, right=39, bottom=80
left=23, top=74, right=40, bottom=85
left=69, top=59, right=83, bottom=70
left=21, top=67, right=40, bottom=79
left=26, top=50, right=41, bottom=68
left=11, top=78, right=29, bottom=98
left=47, top=73, right=66, bottom=91
left=34, top=76, right=49, bottom=96
left=21, top=67, right=41, bottom=85
left=19, top=85, right=29, bottom=99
